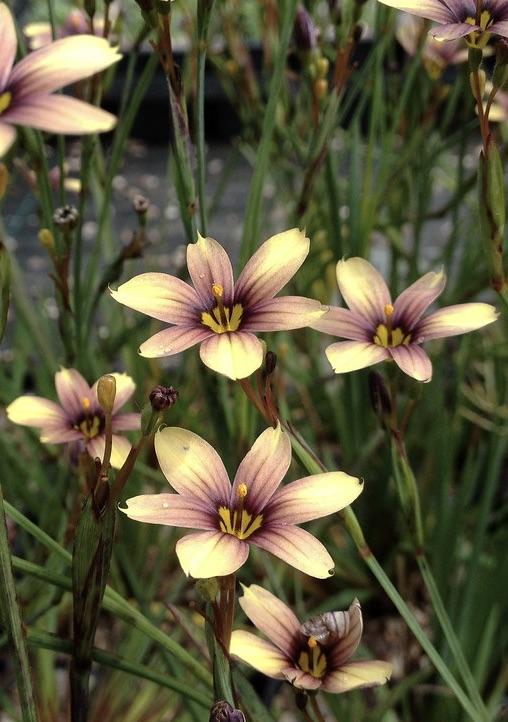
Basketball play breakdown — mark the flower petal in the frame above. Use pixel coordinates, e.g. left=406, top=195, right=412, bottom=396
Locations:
left=40, top=427, right=82, bottom=443
left=6, top=395, right=68, bottom=427
left=187, top=233, right=234, bottom=307
left=0, top=121, right=16, bottom=157
left=415, top=303, right=498, bottom=340
left=121, top=494, right=216, bottom=530
left=55, top=368, right=93, bottom=417
left=4, top=94, right=117, bottom=135
left=251, top=525, right=334, bottom=579
left=336, top=258, right=391, bottom=325
left=311, top=306, right=372, bottom=340
left=327, top=599, right=364, bottom=668
left=231, top=424, right=291, bottom=514
left=176, top=530, right=249, bottom=578
left=139, top=325, right=213, bottom=358
left=112, top=413, right=140, bottom=431
left=199, top=331, right=264, bottom=380
left=238, top=584, right=300, bottom=655
left=110, top=373, right=136, bottom=413
left=234, top=229, right=310, bottom=306
left=154, top=426, right=231, bottom=506
left=0, top=4, right=17, bottom=91
left=242, top=296, right=326, bottom=331
left=322, top=661, right=392, bottom=693
left=230, top=630, right=287, bottom=679
left=9, top=35, right=121, bottom=97
left=431, top=22, right=478, bottom=40
left=376, top=0, right=453, bottom=23
left=392, top=270, right=446, bottom=329
left=283, top=668, right=322, bottom=690
left=325, top=341, right=389, bottom=374
left=266, top=472, right=364, bottom=525
left=86, top=434, right=131, bottom=469
left=110, top=273, right=201, bottom=324
left=489, top=21, right=508, bottom=39
left=389, top=344, right=432, bottom=382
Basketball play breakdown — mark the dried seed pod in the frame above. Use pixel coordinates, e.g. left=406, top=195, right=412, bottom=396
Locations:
left=300, top=610, right=351, bottom=643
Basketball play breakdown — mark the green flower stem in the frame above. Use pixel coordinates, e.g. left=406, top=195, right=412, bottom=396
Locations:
left=196, top=0, right=216, bottom=235
left=286, top=430, right=480, bottom=722
left=4, top=503, right=212, bottom=688
left=238, top=0, right=298, bottom=268
left=0, top=484, right=39, bottom=722
left=26, top=629, right=212, bottom=708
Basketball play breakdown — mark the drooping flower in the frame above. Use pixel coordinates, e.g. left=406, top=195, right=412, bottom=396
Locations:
left=0, top=2, right=120, bottom=157
left=396, top=14, right=467, bottom=79
left=6, top=368, right=140, bottom=468
left=230, top=585, right=392, bottom=693
left=121, top=424, right=363, bottom=578
left=312, top=257, right=498, bottom=382
left=110, top=229, right=326, bottom=380
left=378, top=0, right=508, bottom=45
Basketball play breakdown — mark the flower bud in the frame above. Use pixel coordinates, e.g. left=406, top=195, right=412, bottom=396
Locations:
left=157, top=0, right=173, bottom=15
left=264, top=351, right=277, bottom=375
left=294, top=5, right=317, bottom=52
left=315, top=56, right=329, bottom=79
left=97, top=375, right=117, bottom=414
left=469, top=69, right=486, bottom=98
left=493, top=39, right=508, bottom=88
left=209, top=701, right=245, bottom=722
left=149, top=385, right=179, bottom=411
left=38, top=228, right=55, bottom=252
left=53, top=205, right=79, bottom=231
left=314, top=78, right=328, bottom=99
left=468, top=46, right=483, bottom=71
left=84, top=0, right=96, bottom=19
left=0, top=162, right=8, bottom=199
left=368, top=371, right=392, bottom=425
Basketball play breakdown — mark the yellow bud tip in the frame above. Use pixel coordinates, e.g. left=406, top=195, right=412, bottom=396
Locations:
left=384, top=303, right=394, bottom=318
left=82, top=397, right=91, bottom=411
left=237, top=483, right=248, bottom=499
left=212, top=283, right=224, bottom=299
left=307, top=636, right=318, bottom=648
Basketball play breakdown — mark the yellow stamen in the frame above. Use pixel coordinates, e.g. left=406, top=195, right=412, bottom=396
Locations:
left=201, top=302, right=243, bottom=334
left=465, top=10, right=492, bottom=47
left=298, top=638, right=327, bottom=678
left=374, top=324, right=411, bottom=349
left=384, top=303, right=394, bottom=318
left=308, top=636, right=318, bottom=649
left=212, top=283, right=224, bottom=299
left=237, top=483, right=248, bottom=499
left=218, top=506, right=263, bottom=540
left=82, top=397, right=91, bottom=410
left=78, top=416, right=101, bottom=439
left=0, top=92, right=12, bottom=115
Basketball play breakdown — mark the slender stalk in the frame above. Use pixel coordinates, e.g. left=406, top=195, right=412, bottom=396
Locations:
left=196, top=0, right=216, bottom=234
left=310, top=696, right=327, bottom=722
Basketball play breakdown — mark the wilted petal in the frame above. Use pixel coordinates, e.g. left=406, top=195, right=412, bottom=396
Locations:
left=431, top=22, right=478, bottom=40
left=9, top=35, right=121, bottom=97
left=154, top=426, right=231, bottom=506
left=187, top=234, right=234, bottom=306
left=252, top=526, right=334, bottom=579
left=121, top=493, right=216, bottom=529
left=4, top=94, right=117, bottom=135
left=415, top=303, right=498, bottom=340
left=6, top=395, right=68, bottom=427
left=231, top=425, right=291, bottom=514
left=243, top=296, right=325, bottom=331
left=336, top=258, right=391, bottom=325
left=0, top=4, right=17, bottom=90
left=110, top=273, right=200, bottom=324
left=238, top=584, right=300, bottom=655
left=230, top=631, right=287, bottom=678
left=283, top=667, right=322, bottom=690
left=234, top=229, right=309, bottom=306
left=311, top=306, right=371, bottom=341
left=55, top=368, right=92, bottom=417
left=327, top=600, right=363, bottom=668
left=266, top=472, right=363, bottom=525
left=392, top=270, right=446, bottom=329
left=112, top=413, right=140, bottom=431
left=0, top=121, right=16, bottom=157
left=139, top=325, right=213, bottom=358
left=389, top=344, right=432, bottom=382
left=176, top=530, right=249, bottom=578
left=322, top=661, right=392, bottom=693
left=325, top=341, right=389, bottom=374
left=199, top=331, right=263, bottom=380
left=87, top=434, right=131, bottom=469
left=377, top=0, right=453, bottom=23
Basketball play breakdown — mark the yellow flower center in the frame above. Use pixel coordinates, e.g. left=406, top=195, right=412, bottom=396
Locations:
left=201, top=283, right=243, bottom=334
left=218, top=484, right=263, bottom=540
left=373, top=303, right=411, bottom=348
left=465, top=10, right=493, bottom=47
left=75, top=396, right=103, bottom=439
left=297, top=637, right=327, bottom=679
left=0, top=92, right=12, bottom=115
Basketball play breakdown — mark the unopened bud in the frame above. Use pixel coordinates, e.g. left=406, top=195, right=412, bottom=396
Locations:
left=294, top=5, right=317, bottom=52
left=209, top=701, right=245, bottom=722
left=315, top=56, right=329, bottom=79
left=0, top=163, right=8, bottom=199
left=469, top=69, right=486, bottom=99
left=157, top=0, right=173, bottom=15
left=38, top=228, right=55, bottom=252
left=196, top=577, right=219, bottom=603
left=368, top=371, right=392, bottom=425
left=97, top=375, right=117, bottom=413
left=84, top=0, right=96, bottom=19
left=264, top=351, right=277, bottom=375
left=493, top=39, right=508, bottom=88
left=314, top=78, right=328, bottom=99
left=468, top=46, right=483, bottom=71
left=149, top=385, right=179, bottom=411
left=53, top=205, right=79, bottom=231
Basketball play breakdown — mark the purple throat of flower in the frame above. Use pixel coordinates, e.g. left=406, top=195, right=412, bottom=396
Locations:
left=217, top=483, right=263, bottom=540
left=372, top=304, right=411, bottom=348
left=73, top=397, right=105, bottom=439
left=200, top=283, right=244, bottom=334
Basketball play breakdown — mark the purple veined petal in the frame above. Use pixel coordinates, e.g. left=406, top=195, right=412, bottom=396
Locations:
left=336, top=258, right=391, bottom=325
left=430, top=21, right=478, bottom=39
left=186, top=233, right=235, bottom=307
left=176, top=530, right=249, bottom=578
left=110, top=273, right=201, bottom=324
left=242, top=296, right=325, bottom=332
left=199, top=330, right=264, bottom=380
left=230, top=630, right=288, bottom=679
left=230, top=424, right=291, bottom=514
left=139, top=325, right=213, bottom=358
left=0, top=5, right=17, bottom=91
left=40, top=426, right=82, bottom=443
left=154, top=426, right=231, bottom=506
left=265, top=472, right=363, bottom=525
left=238, top=584, right=301, bottom=656
left=283, top=667, right=323, bottom=690
left=489, top=21, right=508, bottom=38
left=3, top=94, right=117, bottom=135
left=326, top=600, right=364, bottom=668
left=389, top=344, right=432, bottom=382
left=0, top=120, right=17, bottom=157
left=6, top=395, right=68, bottom=427
left=392, top=269, right=446, bottom=330
left=321, top=661, right=392, bottom=693
left=55, top=368, right=93, bottom=418
left=325, top=340, right=390, bottom=374
left=311, top=306, right=372, bottom=341
left=234, top=229, right=310, bottom=307
left=112, top=413, right=140, bottom=432
left=251, top=525, right=334, bottom=579
left=415, top=302, right=498, bottom=340
left=9, top=35, right=121, bottom=98
left=377, top=0, right=455, bottom=23
left=121, top=493, right=217, bottom=530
